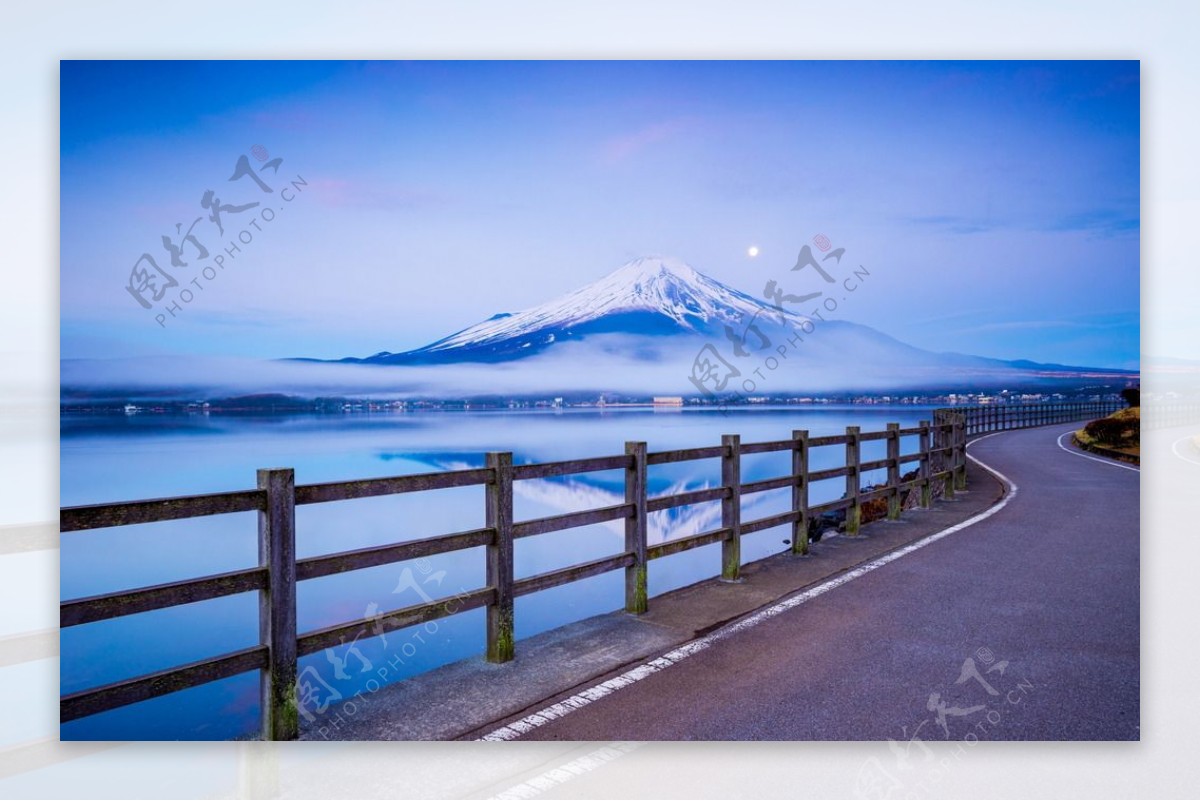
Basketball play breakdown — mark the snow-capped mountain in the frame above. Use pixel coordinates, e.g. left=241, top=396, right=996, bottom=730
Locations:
left=344, top=256, right=811, bottom=365
left=309, top=255, right=1134, bottom=393
left=61, top=255, right=1136, bottom=401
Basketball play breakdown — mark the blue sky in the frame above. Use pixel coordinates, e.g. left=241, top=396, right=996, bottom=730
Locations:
left=61, top=60, right=1139, bottom=369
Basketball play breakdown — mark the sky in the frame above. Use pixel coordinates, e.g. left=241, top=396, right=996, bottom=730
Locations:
left=60, top=60, right=1140, bottom=370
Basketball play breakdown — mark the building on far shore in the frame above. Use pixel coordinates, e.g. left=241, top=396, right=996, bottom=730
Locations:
left=653, top=396, right=684, bottom=406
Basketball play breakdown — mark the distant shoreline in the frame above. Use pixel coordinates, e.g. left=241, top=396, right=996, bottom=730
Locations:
left=59, top=391, right=1127, bottom=418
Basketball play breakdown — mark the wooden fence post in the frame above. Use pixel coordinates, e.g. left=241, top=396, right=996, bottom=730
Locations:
left=845, top=426, right=861, bottom=534
left=485, top=452, right=514, bottom=662
left=940, top=420, right=956, bottom=500
left=918, top=420, right=932, bottom=508
left=792, top=429, right=810, bottom=555
left=954, top=416, right=967, bottom=491
left=936, top=417, right=955, bottom=496
left=624, top=441, right=648, bottom=614
left=721, top=434, right=741, bottom=581
left=257, top=468, right=297, bottom=741
left=886, top=423, right=901, bottom=520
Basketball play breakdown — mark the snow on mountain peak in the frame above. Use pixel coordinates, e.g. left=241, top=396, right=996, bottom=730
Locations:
left=411, top=255, right=809, bottom=354
left=610, top=255, right=700, bottom=281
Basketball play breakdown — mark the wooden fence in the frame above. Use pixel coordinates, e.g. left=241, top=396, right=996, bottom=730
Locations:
left=942, top=401, right=1123, bottom=437
left=58, top=402, right=1121, bottom=739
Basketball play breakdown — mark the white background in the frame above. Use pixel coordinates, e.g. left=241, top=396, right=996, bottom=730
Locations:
left=2, top=1, right=1195, bottom=798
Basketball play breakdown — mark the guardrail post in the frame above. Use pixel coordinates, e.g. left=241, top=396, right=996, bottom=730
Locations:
left=257, top=468, right=298, bottom=741
left=941, top=418, right=956, bottom=500
left=886, top=423, right=901, bottom=520
left=624, top=441, right=648, bottom=614
left=486, top=452, right=515, bottom=663
left=845, top=426, right=861, bottom=535
left=918, top=421, right=932, bottom=508
left=792, top=429, right=810, bottom=555
left=721, top=434, right=742, bottom=581
left=953, top=416, right=967, bottom=491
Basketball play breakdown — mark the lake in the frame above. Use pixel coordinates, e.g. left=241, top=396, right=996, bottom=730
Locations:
left=60, top=404, right=938, bottom=739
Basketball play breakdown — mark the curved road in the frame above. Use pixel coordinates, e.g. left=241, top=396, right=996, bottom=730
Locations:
left=482, top=421, right=1140, bottom=742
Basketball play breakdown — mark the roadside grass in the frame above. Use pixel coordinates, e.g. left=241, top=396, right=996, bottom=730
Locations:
left=1075, top=406, right=1140, bottom=458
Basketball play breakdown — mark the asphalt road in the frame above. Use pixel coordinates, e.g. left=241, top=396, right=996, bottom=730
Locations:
left=490, top=421, right=1140, bottom=741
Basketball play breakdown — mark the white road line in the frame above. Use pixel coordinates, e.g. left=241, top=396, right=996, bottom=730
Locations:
left=476, top=434, right=1019, bottom=742
left=1171, top=434, right=1200, bottom=467
left=1055, top=431, right=1140, bottom=472
left=487, top=742, right=642, bottom=800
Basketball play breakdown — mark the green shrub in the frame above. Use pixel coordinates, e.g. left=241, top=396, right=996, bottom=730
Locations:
left=1083, top=415, right=1137, bottom=446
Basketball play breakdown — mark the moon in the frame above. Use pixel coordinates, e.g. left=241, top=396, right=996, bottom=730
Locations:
left=747, top=246, right=759, bottom=257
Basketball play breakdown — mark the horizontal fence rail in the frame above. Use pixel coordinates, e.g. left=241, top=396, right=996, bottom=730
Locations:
left=58, top=401, right=1127, bottom=738
left=948, top=400, right=1123, bottom=437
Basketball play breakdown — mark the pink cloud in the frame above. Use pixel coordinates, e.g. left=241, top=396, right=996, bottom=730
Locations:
left=601, top=119, right=691, bottom=164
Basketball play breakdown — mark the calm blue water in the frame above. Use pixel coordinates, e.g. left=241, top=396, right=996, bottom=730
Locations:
left=60, top=405, right=936, bottom=740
